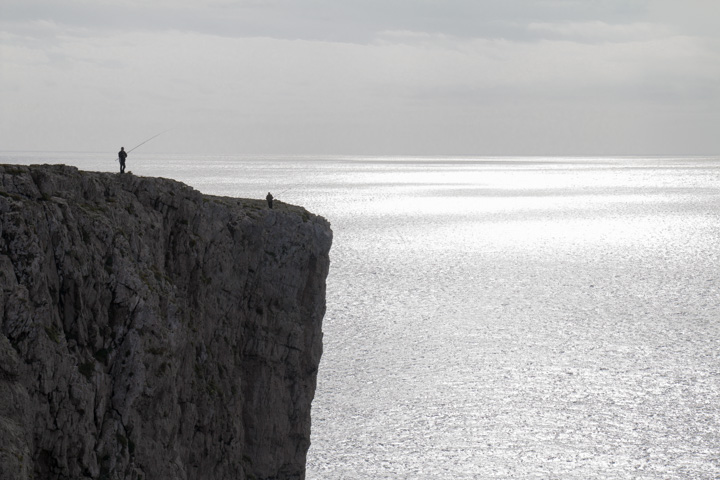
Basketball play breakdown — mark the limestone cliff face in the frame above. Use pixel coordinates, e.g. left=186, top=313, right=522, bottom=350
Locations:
left=0, top=164, right=332, bottom=480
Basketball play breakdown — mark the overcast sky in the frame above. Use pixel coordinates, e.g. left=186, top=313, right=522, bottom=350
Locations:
left=1, top=0, right=718, bottom=155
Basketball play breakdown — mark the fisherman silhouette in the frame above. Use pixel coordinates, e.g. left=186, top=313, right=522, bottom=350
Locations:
left=118, top=147, right=127, bottom=174
left=266, top=192, right=274, bottom=209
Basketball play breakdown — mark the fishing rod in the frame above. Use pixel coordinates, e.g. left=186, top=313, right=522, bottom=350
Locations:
left=127, top=128, right=173, bottom=153
left=278, top=181, right=305, bottom=195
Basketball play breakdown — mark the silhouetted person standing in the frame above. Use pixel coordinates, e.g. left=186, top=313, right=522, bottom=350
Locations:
left=118, top=147, right=127, bottom=173
left=266, top=192, right=274, bottom=209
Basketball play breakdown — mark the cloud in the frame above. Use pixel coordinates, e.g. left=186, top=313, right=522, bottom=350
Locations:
left=1, top=0, right=718, bottom=154
left=648, top=0, right=720, bottom=38
left=0, top=0, right=654, bottom=42
left=372, top=28, right=720, bottom=95
left=527, top=21, right=673, bottom=43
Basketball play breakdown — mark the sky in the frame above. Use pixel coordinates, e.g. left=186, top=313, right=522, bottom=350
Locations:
left=1, top=0, right=719, bottom=155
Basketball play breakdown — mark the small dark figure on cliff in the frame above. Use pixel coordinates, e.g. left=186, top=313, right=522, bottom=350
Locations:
left=266, top=192, right=274, bottom=209
left=118, top=147, right=127, bottom=174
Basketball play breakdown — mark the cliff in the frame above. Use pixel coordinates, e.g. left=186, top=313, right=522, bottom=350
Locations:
left=0, top=164, right=332, bottom=480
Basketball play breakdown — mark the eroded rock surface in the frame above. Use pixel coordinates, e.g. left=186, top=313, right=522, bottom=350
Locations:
left=0, top=164, right=332, bottom=480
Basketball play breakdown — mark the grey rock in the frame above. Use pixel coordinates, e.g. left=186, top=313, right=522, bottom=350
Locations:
left=0, top=164, right=332, bottom=480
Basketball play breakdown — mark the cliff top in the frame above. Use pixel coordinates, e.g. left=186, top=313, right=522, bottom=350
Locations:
left=0, top=163, right=327, bottom=226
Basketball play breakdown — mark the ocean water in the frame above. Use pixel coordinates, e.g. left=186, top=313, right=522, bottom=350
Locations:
left=3, top=152, right=720, bottom=479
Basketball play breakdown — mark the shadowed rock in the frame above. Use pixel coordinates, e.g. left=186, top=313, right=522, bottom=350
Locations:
left=0, top=164, right=332, bottom=480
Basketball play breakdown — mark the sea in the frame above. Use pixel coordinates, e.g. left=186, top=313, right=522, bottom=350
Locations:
left=3, top=152, right=720, bottom=479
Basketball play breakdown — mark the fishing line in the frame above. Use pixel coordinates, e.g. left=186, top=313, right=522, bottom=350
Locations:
left=278, top=180, right=307, bottom=195
left=127, top=128, right=173, bottom=153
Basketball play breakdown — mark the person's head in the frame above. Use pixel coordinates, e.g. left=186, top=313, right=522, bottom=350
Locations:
left=121, top=147, right=125, bottom=151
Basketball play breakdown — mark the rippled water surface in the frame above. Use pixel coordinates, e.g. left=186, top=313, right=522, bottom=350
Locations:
left=4, top=153, right=720, bottom=479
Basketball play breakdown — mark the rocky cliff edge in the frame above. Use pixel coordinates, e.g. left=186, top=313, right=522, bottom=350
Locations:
left=0, top=164, right=332, bottom=480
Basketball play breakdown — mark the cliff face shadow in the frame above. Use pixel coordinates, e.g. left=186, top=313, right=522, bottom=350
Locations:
left=0, top=164, right=332, bottom=480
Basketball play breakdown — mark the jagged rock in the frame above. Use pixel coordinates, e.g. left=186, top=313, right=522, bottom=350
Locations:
left=0, top=164, right=332, bottom=480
